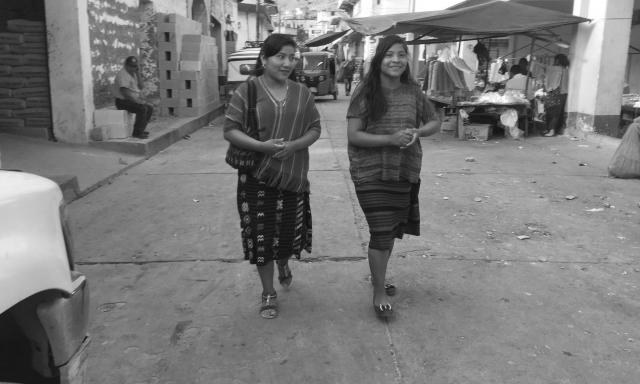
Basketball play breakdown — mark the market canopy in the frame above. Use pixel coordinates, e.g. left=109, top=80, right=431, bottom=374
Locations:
left=344, top=0, right=590, bottom=43
left=303, top=30, right=350, bottom=47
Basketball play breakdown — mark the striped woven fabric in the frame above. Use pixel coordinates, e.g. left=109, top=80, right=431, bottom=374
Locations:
left=225, top=76, right=321, bottom=193
left=346, top=82, right=438, bottom=185
left=355, top=180, right=420, bottom=250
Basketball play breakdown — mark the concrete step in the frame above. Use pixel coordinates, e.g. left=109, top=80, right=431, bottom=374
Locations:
left=47, top=174, right=80, bottom=203
left=89, top=106, right=223, bottom=157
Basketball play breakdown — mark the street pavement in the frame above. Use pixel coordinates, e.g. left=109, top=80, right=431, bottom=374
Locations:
left=68, top=95, right=640, bottom=384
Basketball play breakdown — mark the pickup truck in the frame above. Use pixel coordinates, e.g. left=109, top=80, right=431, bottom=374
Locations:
left=0, top=170, right=90, bottom=384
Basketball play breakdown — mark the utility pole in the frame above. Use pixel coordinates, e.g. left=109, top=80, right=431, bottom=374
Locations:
left=256, top=0, right=260, bottom=41
left=409, top=0, right=420, bottom=74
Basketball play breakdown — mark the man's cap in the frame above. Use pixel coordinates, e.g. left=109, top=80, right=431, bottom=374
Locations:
left=125, top=56, right=139, bottom=66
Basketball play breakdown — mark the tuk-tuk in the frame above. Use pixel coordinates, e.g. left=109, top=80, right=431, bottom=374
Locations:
left=296, top=51, right=338, bottom=100
left=222, top=47, right=261, bottom=104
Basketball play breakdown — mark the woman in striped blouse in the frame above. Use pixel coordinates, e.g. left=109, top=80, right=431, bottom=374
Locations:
left=224, top=34, right=321, bottom=319
left=347, top=35, right=441, bottom=318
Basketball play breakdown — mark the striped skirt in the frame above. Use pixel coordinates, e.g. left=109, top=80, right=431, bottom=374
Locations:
left=355, top=180, right=420, bottom=250
left=237, top=172, right=312, bottom=266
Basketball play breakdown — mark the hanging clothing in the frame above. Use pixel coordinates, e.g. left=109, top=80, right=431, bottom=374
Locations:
left=421, top=56, right=438, bottom=92
left=443, top=61, right=467, bottom=89
left=429, top=61, right=456, bottom=94
left=488, top=60, right=509, bottom=83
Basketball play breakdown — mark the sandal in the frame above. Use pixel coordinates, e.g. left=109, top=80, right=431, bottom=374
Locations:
left=384, top=283, right=396, bottom=296
left=277, top=261, right=292, bottom=288
left=259, top=292, right=278, bottom=319
left=373, top=303, right=393, bottom=318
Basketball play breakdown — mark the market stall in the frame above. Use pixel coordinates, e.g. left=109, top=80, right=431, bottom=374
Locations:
left=344, top=0, right=590, bottom=140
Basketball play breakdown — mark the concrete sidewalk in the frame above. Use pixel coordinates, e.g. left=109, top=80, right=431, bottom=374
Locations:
left=0, top=111, right=224, bottom=201
left=66, top=101, right=640, bottom=383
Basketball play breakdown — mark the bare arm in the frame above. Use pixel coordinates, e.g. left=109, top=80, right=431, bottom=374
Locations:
left=223, top=127, right=285, bottom=156
left=273, top=128, right=321, bottom=160
left=347, top=117, right=414, bottom=148
left=416, top=118, right=441, bottom=138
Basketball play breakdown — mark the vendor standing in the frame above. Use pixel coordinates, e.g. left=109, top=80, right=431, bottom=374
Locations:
left=113, top=56, right=154, bottom=139
left=543, top=54, right=569, bottom=137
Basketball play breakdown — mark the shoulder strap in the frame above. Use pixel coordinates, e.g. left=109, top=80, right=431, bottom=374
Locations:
left=247, top=78, right=256, bottom=110
left=246, top=79, right=257, bottom=136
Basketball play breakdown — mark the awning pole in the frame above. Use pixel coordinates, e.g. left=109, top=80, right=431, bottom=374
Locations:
left=524, top=37, right=535, bottom=98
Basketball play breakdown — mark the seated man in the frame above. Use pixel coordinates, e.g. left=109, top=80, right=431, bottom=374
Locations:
left=113, top=56, right=153, bottom=139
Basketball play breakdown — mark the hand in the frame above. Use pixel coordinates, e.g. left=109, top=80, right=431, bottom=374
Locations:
left=391, top=129, right=415, bottom=148
left=272, top=140, right=297, bottom=160
left=401, top=129, right=418, bottom=149
left=262, top=138, right=285, bottom=155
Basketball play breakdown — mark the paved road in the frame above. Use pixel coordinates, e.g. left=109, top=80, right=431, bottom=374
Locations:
left=70, top=94, right=640, bottom=384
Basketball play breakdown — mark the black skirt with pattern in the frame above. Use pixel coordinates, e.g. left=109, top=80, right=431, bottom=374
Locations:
left=237, top=172, right=312, bottom=266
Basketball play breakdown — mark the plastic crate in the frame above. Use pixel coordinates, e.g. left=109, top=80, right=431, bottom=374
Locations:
left=463, top=123, right=492, bottom=141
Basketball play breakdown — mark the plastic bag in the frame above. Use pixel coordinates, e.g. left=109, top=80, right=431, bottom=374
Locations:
left=500, top=108, right=523, bottom=139
left=608, top=121, right=640, bottom=178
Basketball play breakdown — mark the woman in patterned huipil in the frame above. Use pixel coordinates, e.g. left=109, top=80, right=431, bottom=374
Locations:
left=346, top=35, right=441, bottom=318
left=224, top=34, right=321, bottom=319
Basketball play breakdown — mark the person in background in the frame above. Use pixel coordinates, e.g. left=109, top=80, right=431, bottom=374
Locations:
left=543, top=53, right=570, bottom=137
left=346, top=35, right=441, bottom=319
left=518, top=57, right=530, bottom=76
left=505, top=64, right=528, bottom=93
left=223, top=34, right=321, bottom=319
left=113, top=56, right=154, bottom=139
left=342, top=54, right=357, bottom=96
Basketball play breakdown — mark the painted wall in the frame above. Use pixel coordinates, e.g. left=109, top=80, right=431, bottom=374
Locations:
left=89, top=0, right=148, bottom=108
left=569, top=0, right=633, bottom=133
left=46, top=0, right=94, bottom=143
left=626, top=24, right=640, bottom=93
left=88, top=0, right=193, bottom=109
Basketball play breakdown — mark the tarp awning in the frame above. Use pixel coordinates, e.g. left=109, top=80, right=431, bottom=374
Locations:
left=303, top=30, right=350, bottom=47
left=343, top=10, right=445, bottom=36
left=344, top=0, right=590, bottom=42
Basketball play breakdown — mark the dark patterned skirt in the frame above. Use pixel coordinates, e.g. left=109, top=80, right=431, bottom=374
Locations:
left=237, top=172, right=312, bottom=266
left=354, top=179, right=421, bottom=250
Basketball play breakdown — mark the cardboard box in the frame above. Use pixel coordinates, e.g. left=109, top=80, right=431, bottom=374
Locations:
left=463, top=123, right=492, bottom=141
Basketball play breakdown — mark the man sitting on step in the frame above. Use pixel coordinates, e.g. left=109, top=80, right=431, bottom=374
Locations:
left=113, top=56, right=154, bottom=139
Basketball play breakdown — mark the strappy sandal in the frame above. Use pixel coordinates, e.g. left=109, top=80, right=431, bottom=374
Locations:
left=260, top=292, right=278, bottom=319
left=373, top=303, right=393, bottom=318
left=277, top=261, right=292, bottom=288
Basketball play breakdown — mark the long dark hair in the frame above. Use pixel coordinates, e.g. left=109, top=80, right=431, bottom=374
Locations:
left=252, top=33, right=298, bottom=81
left=361, top=35, right=415, bottom=121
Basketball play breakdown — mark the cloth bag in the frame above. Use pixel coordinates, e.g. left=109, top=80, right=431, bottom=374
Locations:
left=225, top=79, right=262, bottom=171
left=608, top=119, right=640, bottom=178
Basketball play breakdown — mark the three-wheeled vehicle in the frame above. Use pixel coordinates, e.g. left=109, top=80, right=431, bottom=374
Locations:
left=297, top=51, right=338, bottom=100
left=222, top=46, right=261, bottom=105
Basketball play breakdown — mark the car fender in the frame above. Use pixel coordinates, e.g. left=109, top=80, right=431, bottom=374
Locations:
left=0, top=171, right=73, bottom=313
